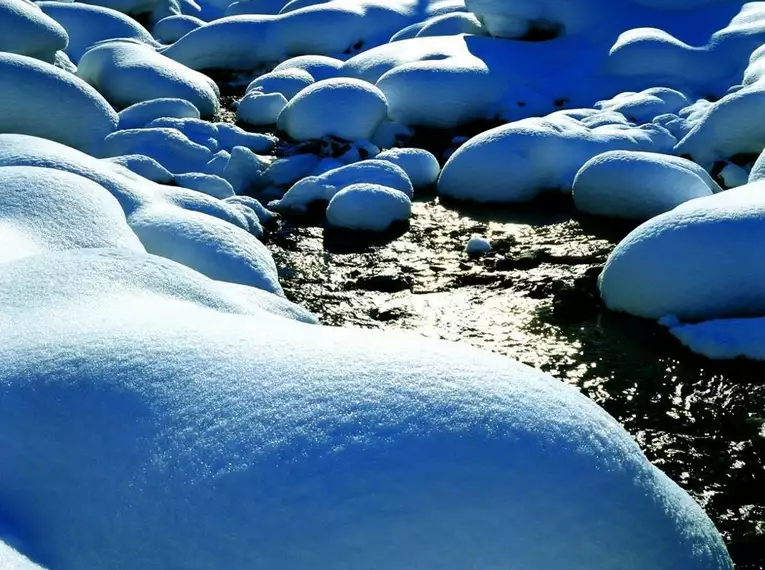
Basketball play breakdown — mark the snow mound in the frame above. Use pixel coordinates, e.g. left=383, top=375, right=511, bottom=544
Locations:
left=146, top=117, right=219, bottom=151
left=271, top=54, right=343, bottom=81
left=0, top=165, right=143, bottom=263
left=273, top=159, right=413, bottom=212
left=102, top=154, right=174, bottom=183
left=277, top=78, right=388, bottom=142
left=174, top=172, right=235, bottom=199
left=375, top=147, right=440, bottom=189
left=439, top=115, right=676, bottom=203
left=152, top=14, right=204, bottom=43
left=0, top=52, right=118, bottom=154
left=0, top=250, right=732, bottom=568
left=99, top=128, right=213, bottom=174
left=326, top=182, right=411, bottom=231
left=415, top=11, right=485, bottom=38
left=0, top=0, right=68, bottom=63
left=465, top=234, right=492, bottom=254
left=224, top=0, right=289, bottom=16
left=594, top=88, right=690, bottom=124
left=245, top=68, right=314, bottom=100
left=669, top=317, right=765, bottom=360
left=572, top=151, right=719, bottom=220
left=118, top=98, right=201, bottom=130
left=237, top=91, right=288, bottom=126
left=37, top=2, right=159, bottom=64
left=78, top=40, right=219, bottom=117
left=600, top=182, right=765, bottom=320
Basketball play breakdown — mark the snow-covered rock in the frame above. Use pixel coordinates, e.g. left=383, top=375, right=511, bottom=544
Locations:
left=224, top=0, right=289, bottom=16
left=99, top=128, right=213, bottom=174
left=326, top=182, right=411, bottom=231
left=118, top=98, right=201, bottom=130
left=0, top=52, right=118, bottom=154
left=214, top=123, right=275, bottom=153
left=273, top=159, right=413, bottom=212
left=174, top=172, right=235, bottom=199
left=594, top=88, right=690, bottom=124
left=37, top=2, right=159, bottom=64
left=146, top=116, right=219, bottom=151
left=439, top=115, right=676, bottom=203
left=271, top=54, right=343, bottom=81
left=572, top=151, right=720, bottom=220
left=277, top=78, right=388, bottom=142
left=0, top=248, right=732, bottom=569
left=152, top=14, right=204, bottom=42
left=465, top=234, right=492, bottom=254
left=719, top=162, right=749, bottom=188
left=245, top=68, right=314, bottom=100
left=73, top=0, right=180, bottom=21
left=669, top=316, right=765, bottom=360
left=103, top=154, right=175, bottom=183
left=375, top=147, right=440, bottom=189
left=0, top=0, right=68, bottom=63
left=78, top=39, right=219, bottom=117
left=237, top=91, right=288, bottom=126
left=600, top=182, right=765, bottom=320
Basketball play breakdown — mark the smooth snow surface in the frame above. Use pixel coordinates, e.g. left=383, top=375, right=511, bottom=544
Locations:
left=375, top=147, right=440, bottom=189
left=0, top=53, right=118, bottom=154
left=600, top=183, right=765, bottom=321
left=277, top=78, right=388, bottom=142
left=326, top=182, right=412, bottom=231
left=153, top=14, right=204, bottom=42
left=572, top=151, right=719, bottom=220
left=0, top=0, right=68, bottom=63
left=77, top=40, right=220, bottom=117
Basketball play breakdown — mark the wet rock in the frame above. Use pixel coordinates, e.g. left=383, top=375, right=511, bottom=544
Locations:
left=351, top=272, right=413, bottom=293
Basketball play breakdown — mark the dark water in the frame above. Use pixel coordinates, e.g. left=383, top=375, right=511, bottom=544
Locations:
left=268, top=194, right=765, bottom=568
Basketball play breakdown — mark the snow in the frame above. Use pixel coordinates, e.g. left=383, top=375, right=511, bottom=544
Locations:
left=77, top=39, right=220, bottom=117
left=271, top=54, right=343, bottom=81
left=37, top=2, right=159, bottom=64
left=214, top=123, right=275, bottom=153
left=465, top=234, right=491, bottom=254
left=72, top=0, right=180, bottom=22
left=146, top=117, right=219, bottom=150
left=99, top=127, right=213, bottom=174
left=276, top=78, right=388, bottom=142
left=103, top=154, right=175, bottom=183
left=438, top=115, right=676, bottom=203
left=245, top=68, right=314, bottom=100
left=719, top=162, right=749, bottom=188
left=669, top=317, right=765, bottom=360
left=152, top=14, right=204, bottom=43
left=326, top=182, right=411, bottom=231
left=375, top=147, right=440, bottom=189
left=572, top=151, right=719, bottom=220
left=224, top=0, right=289, bottom=16
left=118, top=98, right=201, bottom=130
left=174, top=172, right=235, bottom=199
left=599, top=182, right=765, bottom=321
left=0, top=0, right=68, bottom=63
left=273, top=159, right=413, bottom=213
left=0, top=540, right=45, bottom=570
left=0, top=249, right=732, bottom=568
left=0, top=52, right=118, bottom=154
left=237, top=91, right=288, bottom=126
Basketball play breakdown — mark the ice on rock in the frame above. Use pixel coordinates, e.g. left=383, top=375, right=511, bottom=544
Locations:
left=0, top=0, right=68, bottom=63
left=37, top=2, right=159, bottom=64
left=118, top=98, right=201, bottom=130
left=600, top=183, right=765, bottom=321
left=277, top=78, right=388, bottom=142
left=438, top=115, right=676, bottom=203
left=0, top=254, right=732, bottom=568
left=245, top=69, right=315, bottom=100
left=274, top=159, right=413, bottom=212
left=0, top=53, right=118, bottom=154
left=237, top=91, right=288, bottom=126
left=0, top=166, right=144, bottom=263
left=174, top=172, right=235, bottom=199
left=152, top=14, right=204, bottom=43
left=77, top=39, right=220, bottom=117
left=326, top=182, right=412, bottom=231
left=103, top=154, right=175, bottom=183
left=99, top=128, right=213, bottom=174
left=465, top=234, right=492, bottom=254
left=572, top=150, right=720, bottom=220
left=375, top=147, right=440, bottom=189
left=271, top=54, right=343, bottom=81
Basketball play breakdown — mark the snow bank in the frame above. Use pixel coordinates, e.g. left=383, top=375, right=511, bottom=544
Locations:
left=439, top=115, right=676, bottom=203
left=572, top=151, right=719, bottom=220
left=38, top=2, right=159, bottom=64
left=0, top=53, right=118, bottom=154
left=0, top=0, right=68, bottom=63
left=326, top=182, right=411, bottom=231
left=600, top=182, right=765, bottom=320
left=118, top=98, right=201, bottom=130
left=276, top=78, right=388, bottom=142
left=0, top=250, right=732, bottom=569
left=375, top=147, right=440, bottom=189
left=273, top=159, right=413, bottom=212
left=77, top=40, right=219, bottom=117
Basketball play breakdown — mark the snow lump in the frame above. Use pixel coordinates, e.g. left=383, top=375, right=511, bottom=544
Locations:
left=326, top=182, right=412, bottom=231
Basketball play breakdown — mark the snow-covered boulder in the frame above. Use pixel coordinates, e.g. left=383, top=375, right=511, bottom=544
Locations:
left=77, top=39, right=219, bottom=117
left=174, top=172, right=235, bottom=199
left=273, top=159, right=413, bottom=212
left=245, top=68, right=314, bottom=100
left=0, top=248, right=732, bottom=568
left=719, top=162, right=749, bottom=188
left=438, top=115, right=676, bottom=203
left=277, top=78, right=388, bottom=142
left=237, top=91, right=288, bottom=126
left=375, top=147, right=440, bottom=189
left=224, top=0, right=289, bottom=16
left=0, top=0, right=68, bottom=62
left=326, top=182, right=411, bottom=231
left=669, top=316, right=765, bottom=360
left=572, top=151, right=720, bottom=220
left=99, top=128, right=213, bottom=174
left=118, top=98, right=201, bottom=130
left=0, top=53, right=118, bottom=154
left=37, top=2, right=159, bottom=64
left=103, top=154, right=175, bottom=183
left=152, top=14, right=204, bottom=42
left=594, top=88, right=690, bottom=124
left=271, top=54, right=343, bottom=81
left=600, top=182, right=765, bottom=320
left=0, top=165, right=143, bottom=263
left=214, top=123, right=275, bottom=153
left=146, top=117, right=219, bottom=151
